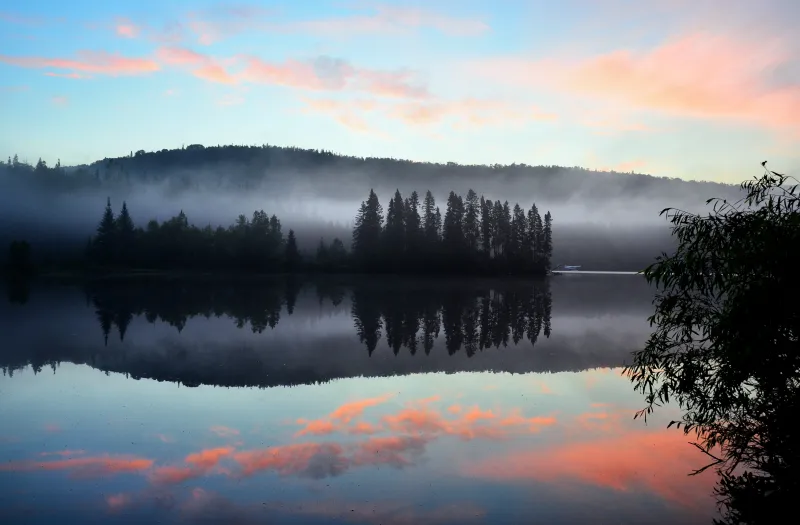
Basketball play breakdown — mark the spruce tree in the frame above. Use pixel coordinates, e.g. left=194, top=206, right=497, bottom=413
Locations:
left=285, top=229, right=300, bottom=270
left=94, top=197, right=116, bottom=265
left=422, top=191, right=439, bottom=246
left=115, top=201, right=135, bottom=266
left=404, top=191, right=422, bottom=254
left=384, top=189, right=405, bottom=257
left=463, top=189, right=480, bottom=253
left=543, top=211, right=553, bottom=271
left=480, top=196, right=492, bottom=255
left=352, top=189, right=383, bottom=264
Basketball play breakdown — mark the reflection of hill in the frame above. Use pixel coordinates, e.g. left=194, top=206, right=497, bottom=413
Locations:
left=0, top=276, right=654, bottom=387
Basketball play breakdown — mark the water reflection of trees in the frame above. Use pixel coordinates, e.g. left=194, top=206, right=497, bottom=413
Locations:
left=83, top=278, right=552, bottom=356
left=350, top=282, right=552, bottom=356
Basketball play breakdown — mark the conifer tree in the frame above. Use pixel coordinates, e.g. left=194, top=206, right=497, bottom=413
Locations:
left=422, top=191, right=439, bottom=246
left=480, top=196, right=492, bottom=255
left=463, top=189, right=480, bottom=252
left=543, top=211, right=553, bottom=271
left=352, top=189, right=383, bottom=264
left=404, top=191, right=422, bottom=254
left=115, top=201, right=135, bottom=265
left=285, top=229, right=300, bottom=270
left=94, top=197, right=116, bottom=265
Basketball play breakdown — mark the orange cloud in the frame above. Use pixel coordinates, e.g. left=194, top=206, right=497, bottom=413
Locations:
left=289, top=4, right=490, bottom=37
left=233, top=442, right=348, bottom=478
left=0, top=51, right=159, bottom=76
left=382, top=402, right=555, bottom=440
left=115, top=19, right=140, bottom=38
left=463, top=429, right=717, bottom=510
left=296, top=393, right=393, bottom=436
left=0, top=455, right=153, bottom=478
left=477, top=32, right=799, bottom=131
left=150, top=446, right=234, bottom=485
left=156, top=46, right=239, bottom=85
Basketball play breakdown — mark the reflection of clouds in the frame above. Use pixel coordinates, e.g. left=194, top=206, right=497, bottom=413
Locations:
left=0, top=455, right=154, bottom=478
left=209, top=425, right=239, bottom=438
left=295, top=392, right=393, bottom=436
left=150, top=446, right=234, bottom=485
left=463, top=408, right=718, bottom=512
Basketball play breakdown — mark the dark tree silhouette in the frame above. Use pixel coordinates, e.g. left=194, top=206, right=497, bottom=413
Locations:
left=285, top=229, right=300, bottom=271
left=624, top=162, right=799, bottom=525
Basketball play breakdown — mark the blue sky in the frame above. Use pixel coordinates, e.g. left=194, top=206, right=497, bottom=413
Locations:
left=0, top=0, right=798, bottom=182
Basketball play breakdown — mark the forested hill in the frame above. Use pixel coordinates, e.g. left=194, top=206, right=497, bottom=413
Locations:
left=4, top=144, right=740, bottom=203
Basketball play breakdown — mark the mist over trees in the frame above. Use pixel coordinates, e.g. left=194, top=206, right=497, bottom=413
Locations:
left=1, top=144, right=743, bottom=270
left=80, top=188, right=552, bottom=275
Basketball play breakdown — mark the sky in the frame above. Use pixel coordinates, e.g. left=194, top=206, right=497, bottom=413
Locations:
left=0, top=0, right=798, bottom=183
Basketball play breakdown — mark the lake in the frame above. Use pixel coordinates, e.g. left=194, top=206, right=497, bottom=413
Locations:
left=0, top=275, right=719, bottom=524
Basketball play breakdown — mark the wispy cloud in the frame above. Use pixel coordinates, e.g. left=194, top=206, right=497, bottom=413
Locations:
left=286, top=3, right=490, bottom=37
left=299, top=96, right=557, bottom=132
left=51, top=95, right=69, bottom=107
left=471, top=32, right=800, bottom=132
left=115, top=18, right=140, bottom=38
left=0, top=51, right=159, bottom=76
left=0, top=455, right=153, bottom=478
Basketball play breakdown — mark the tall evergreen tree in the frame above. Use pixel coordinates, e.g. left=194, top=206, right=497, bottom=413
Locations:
left=480, top=196, right=492, bottom=255
left=352, top=189, right=384, bottom=265
left=115, top=201, right=135, bottom=265
left=422, top=191, right=439, bottom=246
left=285, top=229, right=300, bottom=270
left=404, top=191, right=422, bottom=254
left=443, top=191, right=465, bottom=252
left=510, top=204, right=526, bottom=261
left=463, top=189, right=480, bottom=253
left=94, top=197, right=116, bottom=265
left=543, top=211, right=553, bottom=271
left=384, top=189, right=405, bottom=257
left=529, top=204, right=543, bottom=265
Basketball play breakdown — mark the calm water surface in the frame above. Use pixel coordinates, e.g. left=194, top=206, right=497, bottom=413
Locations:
left=0, top=276, right=718, bottom=524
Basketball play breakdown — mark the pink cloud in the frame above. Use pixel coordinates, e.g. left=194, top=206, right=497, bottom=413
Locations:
left=106, top=493, right=132, bottom=511
left=296, top=393, right=394, bottom=436
left=474, top=32, right=799, bottom=131
left=150, top=446, right=234, bottom=485
left=241, top=55, right=429, bottom=99
left=0, top=51, right=159, bottom=76
left=43, top=423, right=62, bottom=433
left=463, top=429, right=717, bottom=511
left=0, top=455, right=153, bottom=478
left=115, top=18, right=140, bottom=38
left=51, top=95, right=68, bottom=107
left=289, top=4, right=489, bottom=37
left=299, top=96, right=557, bottom=131
left=44, top=72, right=88, bottom=79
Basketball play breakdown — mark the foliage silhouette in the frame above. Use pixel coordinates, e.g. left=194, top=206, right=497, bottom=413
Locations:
left=78, top=188, right=551, bottom=276
left=624, top=162, right=799, bottom=525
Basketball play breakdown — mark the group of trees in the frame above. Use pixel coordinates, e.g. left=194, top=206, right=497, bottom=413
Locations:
left=82, top=280, right=552, bottom=357
left=85, top=198, right=303, bottom=272
left=352, top=189, right=552, bottom=274
left=81, top=190, right=552, bottom=275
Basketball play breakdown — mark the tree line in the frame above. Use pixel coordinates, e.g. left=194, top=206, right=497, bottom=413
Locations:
left=83, top=279, right=553, bottom=357
left=79, top=189, right=552, bottom=275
